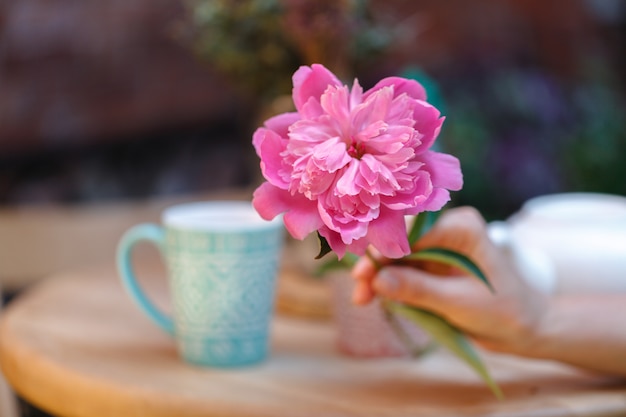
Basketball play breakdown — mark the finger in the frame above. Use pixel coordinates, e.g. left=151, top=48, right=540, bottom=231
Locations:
left=351, top=256, right=378, bottom=283
left=350, top=257, right=379, bottom=305
left=352, top=280, right=376, bottom=305
left=372, top=265, right=488, bottom=313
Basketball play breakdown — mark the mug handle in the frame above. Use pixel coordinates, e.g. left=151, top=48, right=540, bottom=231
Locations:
left=116, top=224, right=175, bottom=336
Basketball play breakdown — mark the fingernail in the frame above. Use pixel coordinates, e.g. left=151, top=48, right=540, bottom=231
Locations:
left=375, top=270, right=399, bottom=294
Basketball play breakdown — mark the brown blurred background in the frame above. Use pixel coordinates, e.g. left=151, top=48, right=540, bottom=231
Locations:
left=0, top=0, right=624, bottom=219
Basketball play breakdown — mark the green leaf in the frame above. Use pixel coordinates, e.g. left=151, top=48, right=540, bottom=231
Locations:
left=407, top=211, right=440, bottom=246
left=403, top=247, right=494, bottom=293
left=407, top=213, right=427, bottom=246
left=385, top=301, right=503, bottom=400
left=381, top=305, right=438, bottom=358
left=315, top=232, right=333, bottom=260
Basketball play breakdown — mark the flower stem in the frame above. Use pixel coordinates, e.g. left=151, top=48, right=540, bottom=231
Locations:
left=380, top=299, right=436, bottom=358
left=365, top=249, right=435, bottom=357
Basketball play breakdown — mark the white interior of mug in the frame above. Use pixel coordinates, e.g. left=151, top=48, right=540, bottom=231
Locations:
left=162, top=201, right=282, bottom=231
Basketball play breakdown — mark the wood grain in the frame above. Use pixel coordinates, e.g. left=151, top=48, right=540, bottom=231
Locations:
left=1, top=266, right=625, bottom=417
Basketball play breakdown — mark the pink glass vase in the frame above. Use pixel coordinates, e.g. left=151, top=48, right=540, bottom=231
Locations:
left=329, top=271, right=431, bottom=358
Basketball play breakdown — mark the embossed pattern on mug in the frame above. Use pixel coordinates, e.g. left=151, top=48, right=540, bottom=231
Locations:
left=166, top=228, right=283, bottom=366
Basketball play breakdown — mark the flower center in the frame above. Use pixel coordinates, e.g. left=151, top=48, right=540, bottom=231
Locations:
left=347, top=140, right=366, bottom=159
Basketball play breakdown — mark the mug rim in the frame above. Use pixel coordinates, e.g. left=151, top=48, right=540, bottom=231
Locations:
left=162, top=200, right=283, bottom=232
left=516, top=192, right=626, bottom=223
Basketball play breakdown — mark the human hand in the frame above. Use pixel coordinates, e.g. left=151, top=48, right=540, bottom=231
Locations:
left=351, top=206, right=549, bottom=355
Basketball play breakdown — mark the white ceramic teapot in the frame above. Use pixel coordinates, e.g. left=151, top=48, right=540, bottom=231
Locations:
left=491, top=193, right=626, bottom=295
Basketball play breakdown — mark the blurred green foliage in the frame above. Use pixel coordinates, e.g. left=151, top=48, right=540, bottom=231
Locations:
left=440, top=69, right=626, bottom=220
left=185, top=0, right=412, bottom=101
left=189, top=0, right=298, bottom=101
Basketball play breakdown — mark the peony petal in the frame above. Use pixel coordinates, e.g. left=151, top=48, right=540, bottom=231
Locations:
left=254, top=128, right=290, bottom=189
left=357, top=120, right=387, bottom=144
left=363, top=125, right=413, bottom=155
left=352, top=86, right=394, bottom=132
left=252, top=128, right=265, bottom=157
left=318, top=226, right=348, bottom=259
left=319, top=224, right=370, bottom=259
left=349, top=79, right=364, bottom=110
left=335, top=159, right=361, bottom=196
left=364, top=77, right=427, bottom=102
left=359, top=154, right=399, bottom=194
left=253, top=182, right=291, bottom=220
left=292, top=64, right=342, bottom=113
left=405, top=188, right=451, bottom=214
left=311, top=137, right=351, bottom=173
left=382, top=170, right=432, bottom=210
left=418, top=151, right=463, bottom=191
left=298, top=157, right=337, bottom=198
left=339, top=220, right=369, bottom=244
left=412, top=101, right=444, bottom=153
left=421, top=188, right=451, bottom=212
left=284, top=205, right=324, bottom=240
left=253, top=182, right=322, bottom=239
left=264, top=112, right=300, bottom=138
left=374, top=147, right=414, bottom=167
left=320, top=85, right=351, bottom=134
left=366, top=210, right=411, bottom=259
left=387, top=94, right=418, bottom=124
left=289, top=116, right=338, bottom=144
left=345, top=237, right=369, bottom=257
left=299, top=96, right=325, bottom=119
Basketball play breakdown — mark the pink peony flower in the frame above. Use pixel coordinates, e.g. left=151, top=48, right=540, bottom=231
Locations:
left=252, top=64, right=462, bottom=259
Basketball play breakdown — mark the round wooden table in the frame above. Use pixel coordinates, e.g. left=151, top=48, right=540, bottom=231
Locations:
left=1, top=266, right=626, bottom=417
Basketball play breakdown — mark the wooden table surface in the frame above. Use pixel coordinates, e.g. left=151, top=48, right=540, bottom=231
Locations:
left=1, top=266, right=626, bottom=417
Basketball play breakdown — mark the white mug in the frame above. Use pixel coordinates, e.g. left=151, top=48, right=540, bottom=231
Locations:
left=492, top=193, right=626, bottom=294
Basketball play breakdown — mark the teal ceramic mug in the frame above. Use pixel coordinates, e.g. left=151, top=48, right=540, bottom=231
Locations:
left=116, top=201, right=284, bottom=367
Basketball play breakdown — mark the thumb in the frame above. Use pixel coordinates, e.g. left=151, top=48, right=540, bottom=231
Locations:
left=416, top=207, right=486, bottom=253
